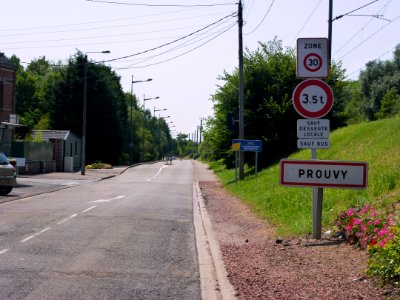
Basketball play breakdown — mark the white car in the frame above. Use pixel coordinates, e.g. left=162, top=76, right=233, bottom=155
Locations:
left=0, top=152, right=16, bottom=195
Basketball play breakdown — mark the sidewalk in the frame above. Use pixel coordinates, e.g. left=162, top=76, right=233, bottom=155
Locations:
left=18, top=166, right=129, bottom=181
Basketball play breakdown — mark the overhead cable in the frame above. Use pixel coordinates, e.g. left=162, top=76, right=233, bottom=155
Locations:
left=103, top=12, right=237, bottom=63
left=86, top=0, right=235, bottom=7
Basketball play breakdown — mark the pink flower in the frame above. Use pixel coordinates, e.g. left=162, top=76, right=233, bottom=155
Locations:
left=347, top=208, right=355, bottom=216
left=346, top=224, right=352, bottom=234
left=373, top=219, right=381, bottom=225
left=353, top=219, right=362, bottom=225
left=378, top=228, right=388, bottom=237
left=361, top=224, right=367, bottom=232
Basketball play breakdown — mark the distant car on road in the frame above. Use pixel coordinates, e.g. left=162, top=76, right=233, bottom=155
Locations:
left=0, top=152, right=17, bottom=195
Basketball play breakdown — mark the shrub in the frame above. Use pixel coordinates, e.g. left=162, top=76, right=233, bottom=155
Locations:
left=367, top=226, right=400, bottom=287
left=86, top=162, right=112, bottom=169
left=335, top=204, right=399, bottom=286
left=335, top=204, right=396, bottom=249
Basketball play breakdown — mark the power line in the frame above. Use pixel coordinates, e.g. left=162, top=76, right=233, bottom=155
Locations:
left=337, top=14, right=400, bottom=61
left=86, top=0, right=235, bottom=7
left=0, top=11, right=231, bottom=38
left=333, top=0, right=379, bottom=21
left=346, top=44, right=398, bottom=78
left=334, top=0, right=393, bottom=56
left=122, top=21, right=236, bottom=67
left=290, top=0, right=323, bottom=46
left=244, top=0, right=274, bottom=35
left=115, top=22, right=236, bottom=69
left=103, top=12, right=237, bottom=63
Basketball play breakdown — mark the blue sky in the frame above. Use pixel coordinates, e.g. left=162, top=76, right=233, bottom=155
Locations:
left=1, top=0, right=399, bottom=135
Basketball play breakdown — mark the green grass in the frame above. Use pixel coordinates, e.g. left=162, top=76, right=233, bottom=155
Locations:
left=208, top=116, right=400, bottom=237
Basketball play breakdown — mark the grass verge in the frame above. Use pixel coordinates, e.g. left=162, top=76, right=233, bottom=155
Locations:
left=208, top=116, right=400, bottom=237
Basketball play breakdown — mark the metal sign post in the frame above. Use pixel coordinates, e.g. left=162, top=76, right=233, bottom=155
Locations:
left=232, top=139, right=262, bottom=179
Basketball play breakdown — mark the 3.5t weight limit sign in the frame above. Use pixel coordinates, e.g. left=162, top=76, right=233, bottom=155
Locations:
left=292, top=79, right=334, bottom=119
left=297, top=38, right=328, bottom=78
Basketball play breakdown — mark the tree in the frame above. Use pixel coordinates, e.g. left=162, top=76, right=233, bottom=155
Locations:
left=203, top=38, right=347, bottom=170
left=49, top=52, right=127, bottom=165
left=359, top=46, right=400, bottom=120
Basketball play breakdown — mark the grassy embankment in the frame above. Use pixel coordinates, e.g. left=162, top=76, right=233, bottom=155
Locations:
left=208, top=116, right=400, bottom=236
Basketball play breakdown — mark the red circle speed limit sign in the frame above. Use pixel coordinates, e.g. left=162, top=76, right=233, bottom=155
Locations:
left=292, top=79, right=334, bottom=118
left=304, top=53, right=322, bottom=72
left=297, top=38, right=328, bottom=78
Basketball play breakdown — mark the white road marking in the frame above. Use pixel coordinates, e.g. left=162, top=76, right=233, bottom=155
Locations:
left=57, top=214, right=78, bottom=225
left=20, top=227, right=51, bottom=243
left=146, top=165, right=167, bottom=181
left=82, top=206, right=96, bottom=213
left=0, top=249, right=9, bottom=255
left=63, top=182, right=79, bottom=186
left=89, top=195, right=126, bottom=203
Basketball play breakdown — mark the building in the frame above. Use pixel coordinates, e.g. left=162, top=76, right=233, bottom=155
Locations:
left=32, top=130, right=82, bottom=172
left=0, top=52, right=17, bottom=154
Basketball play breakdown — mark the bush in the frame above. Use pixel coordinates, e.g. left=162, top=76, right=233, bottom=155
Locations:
left=367, top=226, right=400, bottom=287
left=86, top=162, right=112, bottom=169
left=335, top=205, right=396, bottom=249
left=335, top=204, right=399, bottom=286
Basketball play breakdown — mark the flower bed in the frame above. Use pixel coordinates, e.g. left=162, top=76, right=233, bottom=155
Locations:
left=336, top=204, right=399, bottom=287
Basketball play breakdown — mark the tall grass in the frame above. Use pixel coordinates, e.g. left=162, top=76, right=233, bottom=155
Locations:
left=209, top=116, right=400, bottom=237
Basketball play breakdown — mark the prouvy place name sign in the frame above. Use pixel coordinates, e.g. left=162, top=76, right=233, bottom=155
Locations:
left=280, top=159, right=368, bottom=189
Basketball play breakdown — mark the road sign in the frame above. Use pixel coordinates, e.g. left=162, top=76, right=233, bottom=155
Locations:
left=297, top=119, right=330, bottom=139
left=232, top=139, right=262, bottom=152
left=292, top=79, right=334, bottom=119
left=280, top=159, right=368, bottom=189
left=297, top=139, right=330, bottom=149
left=297, top=38, right=328, bottom=78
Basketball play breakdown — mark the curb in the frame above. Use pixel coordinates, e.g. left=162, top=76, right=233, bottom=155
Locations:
left=193, top=166, right=237, bottom=300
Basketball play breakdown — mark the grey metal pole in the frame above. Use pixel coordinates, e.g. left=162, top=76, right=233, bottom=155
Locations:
left=311, top=148, right=323, bottom=239
left=130, top=75, right=134, bottom=164
left=142, top=94, right=145, bottom=162
left=328, top=0, right=333, bottom=69
left=81, top=55, right=88, bottom=176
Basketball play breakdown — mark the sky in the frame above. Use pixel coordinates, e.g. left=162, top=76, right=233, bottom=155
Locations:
left=1, top=0, right=399, bottom=137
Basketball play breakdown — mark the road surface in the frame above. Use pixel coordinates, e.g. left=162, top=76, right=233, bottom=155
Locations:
left=0, top=160, right=202, bottom=299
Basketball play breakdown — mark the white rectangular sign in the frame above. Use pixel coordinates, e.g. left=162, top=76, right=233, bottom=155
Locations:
left=297, top=119, right=330, bottom=139
left=297, top=38, right=329, bottom=78
left=297, top=139, right=330, bottom=149
left=280, top=159, right=368, bottom=189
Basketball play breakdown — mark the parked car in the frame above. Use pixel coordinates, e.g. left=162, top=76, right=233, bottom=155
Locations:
left=0, top=152, right=16, bottom=195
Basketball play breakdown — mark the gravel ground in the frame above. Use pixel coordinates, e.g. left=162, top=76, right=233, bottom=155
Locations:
left=199, top=180, right=399, bottom=299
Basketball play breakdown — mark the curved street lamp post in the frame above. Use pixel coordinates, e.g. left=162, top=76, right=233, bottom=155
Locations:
left=142, top=96, right=160, bottom=161
left=130, top=77, right=152, bottom=164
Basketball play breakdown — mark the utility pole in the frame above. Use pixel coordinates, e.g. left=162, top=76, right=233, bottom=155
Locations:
left=328, top=0, right=333, bottom=69
left=238, top=0, right=245, bottom=179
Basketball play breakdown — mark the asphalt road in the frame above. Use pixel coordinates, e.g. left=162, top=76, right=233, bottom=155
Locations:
left=0, top=160, right=201, bottom=299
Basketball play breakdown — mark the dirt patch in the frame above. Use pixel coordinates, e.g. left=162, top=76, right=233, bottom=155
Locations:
left=200, top=181, right=399, bottom=299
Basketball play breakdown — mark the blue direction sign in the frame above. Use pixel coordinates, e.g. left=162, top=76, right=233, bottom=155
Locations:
left=232, top=139, right=262, bottom=152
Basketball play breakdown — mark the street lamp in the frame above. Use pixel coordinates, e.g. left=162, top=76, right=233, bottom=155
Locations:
left=142, top=95, right=160, bottom=161
left=153, top=107, right=167, bottom=116
left=130, top=77, right=152, bottom=164
left=81, top=50, right=110, bottom=176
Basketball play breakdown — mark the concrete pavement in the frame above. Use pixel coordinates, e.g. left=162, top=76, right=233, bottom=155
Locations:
left=2, top=160, right=236, bottom=299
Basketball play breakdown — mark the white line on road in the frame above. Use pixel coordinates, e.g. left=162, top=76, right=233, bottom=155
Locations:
left=146, top=165, right=167, bottom=181
left=82, top=206, right=96, bottom=213
left=57, top=214, right=78, bottom=225
left=20, top=227, right=51, bottom=243
left=89, top=195, right=126, bottom=203
left=0, top=249, right=9, bottom=255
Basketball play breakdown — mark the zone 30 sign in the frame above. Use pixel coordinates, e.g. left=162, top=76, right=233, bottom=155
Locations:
left=297, top=38, right=328, bottom=78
